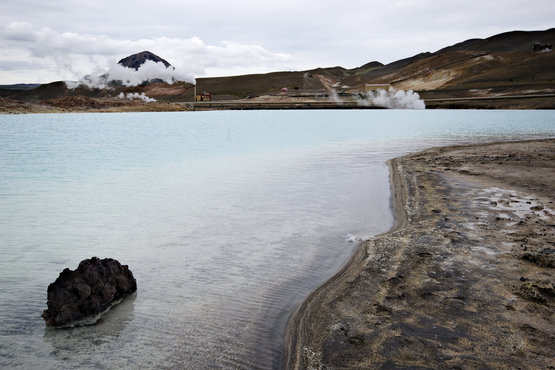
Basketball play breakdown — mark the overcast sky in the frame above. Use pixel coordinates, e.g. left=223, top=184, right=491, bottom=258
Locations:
left=1, top=0, right=553, bottom=84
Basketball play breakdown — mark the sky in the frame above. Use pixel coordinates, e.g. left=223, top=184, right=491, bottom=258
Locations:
left=1, top=0, right=554, bottom=84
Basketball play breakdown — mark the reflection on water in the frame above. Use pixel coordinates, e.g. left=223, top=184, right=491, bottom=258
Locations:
left=44, top=294, right=136, bottom=364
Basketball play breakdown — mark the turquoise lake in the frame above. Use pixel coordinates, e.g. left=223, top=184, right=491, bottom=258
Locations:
left=0, top=110, right=554, bottom=369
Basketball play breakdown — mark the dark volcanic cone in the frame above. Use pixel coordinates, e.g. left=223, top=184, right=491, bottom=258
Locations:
left=118, top=51, right=172, bottom=70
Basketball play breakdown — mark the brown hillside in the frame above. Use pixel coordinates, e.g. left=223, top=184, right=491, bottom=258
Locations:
left=194, top=27, right=554, bottom=102
left=196, top=70, right=329, bottom=100
left=2, top=28, right=554, bottom=109
left=438, top=28, right=555, bottom=53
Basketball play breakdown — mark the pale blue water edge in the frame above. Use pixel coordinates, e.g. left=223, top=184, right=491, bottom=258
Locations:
left=0, top=110, right=553, bottom=369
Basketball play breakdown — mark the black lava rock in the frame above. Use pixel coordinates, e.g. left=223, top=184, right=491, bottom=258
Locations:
left=42, top=257, right=137, bottom=327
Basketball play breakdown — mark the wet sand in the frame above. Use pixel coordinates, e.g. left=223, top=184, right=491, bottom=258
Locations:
left=285, top=139, right=555, bottom=369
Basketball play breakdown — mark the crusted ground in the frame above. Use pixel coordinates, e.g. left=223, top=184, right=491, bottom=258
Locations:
left=286, top=139, right=555, bottom=369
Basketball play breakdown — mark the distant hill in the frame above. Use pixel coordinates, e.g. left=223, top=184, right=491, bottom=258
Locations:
left=118, top=51, right=172, bottom=70
left=5, top=80, right=194, bottom=103
left=2, top=28, right=554, bottom=109
left=0, top=84, right=42, bottom=98
left=118, top=51, right=171, bottom=70
left=0, top=83, right=41, bottom=90
left=5, top=81, right=103, bottom=101
left=437, top=29, right=555, bottom=53
left=2, top=51, right=188, bottom=103
left=193, top=28, right=554, bottom=103
left=351, top=28, right=555, bottom=96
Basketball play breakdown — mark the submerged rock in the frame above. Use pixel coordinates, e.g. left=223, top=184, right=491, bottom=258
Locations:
left=42, top=257, right=137, bottom=327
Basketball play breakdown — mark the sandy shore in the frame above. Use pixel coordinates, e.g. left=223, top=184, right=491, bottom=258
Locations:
left=285, top=139, right=554, bottom=369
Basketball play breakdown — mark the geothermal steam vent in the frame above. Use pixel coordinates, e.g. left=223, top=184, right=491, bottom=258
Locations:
left=42, top=257, right=137, bottom=327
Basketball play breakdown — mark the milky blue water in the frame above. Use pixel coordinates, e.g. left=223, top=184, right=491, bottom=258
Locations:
left=0, top=110, right=554, bottom=369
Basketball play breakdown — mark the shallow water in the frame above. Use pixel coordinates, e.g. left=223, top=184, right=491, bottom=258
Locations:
left=1, top=110, right=553, bottom=369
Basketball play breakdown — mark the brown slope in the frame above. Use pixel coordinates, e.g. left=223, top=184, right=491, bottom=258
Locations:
left=341, top=52, right=433, bottom=90
left=4, top=28, right=554, bottom=108
left=438, top=28, right=555, bottom=53
left=8, top=80, right=195, bottom=103
left=388, top=49, right=555, bottom=93
left=196, top=70, right=329, bottom=100
left=351, top=28, right=555, bottom=96
left=444, top=51, right=555, bottom=90
left=8, top=81, right=106, bottom=102
left=9, top=81, right=71, bottom=101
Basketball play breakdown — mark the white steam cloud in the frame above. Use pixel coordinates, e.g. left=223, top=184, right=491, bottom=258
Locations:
left=328, top=89, right=344, bottom=105
left=66, top=59, right=195, bottom=89
left=0, top=21, right=294, bottom=84
left=117, top=92, right=156, bottom=102
left=358, top=87, right=425, bottom=109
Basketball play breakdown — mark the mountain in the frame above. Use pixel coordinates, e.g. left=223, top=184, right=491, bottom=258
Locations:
left=0, top=83, right=41, bottom=90
left=118, top=51, right=172, bottom=70
left=437, top=29, right=555, bottom=53
left=0, top=83, right=41, bottom=98
left=2, top=29, right=554, bottom=109
left=351, top=28, right=555, bottom=106
left=194, top=27, right=554, bottom=106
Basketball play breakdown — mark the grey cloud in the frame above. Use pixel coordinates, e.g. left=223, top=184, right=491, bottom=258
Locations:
left=0, top=22, right=294, bottom=83
left=1, top=0, right=554, bottom=83
left=0, top=59, right=43, bottom=71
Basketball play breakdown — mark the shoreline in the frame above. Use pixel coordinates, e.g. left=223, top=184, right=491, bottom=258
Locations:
left=285, top=138, right=554, bottom=368
left=2, top=94, right=555, bottom=113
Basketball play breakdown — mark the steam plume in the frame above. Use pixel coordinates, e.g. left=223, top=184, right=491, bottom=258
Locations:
left=66, top=60, right=195, bottom=89
left=328, top=89, right=344, bottom=105
left=117, top=92, right=156, bottom=103
left=360, top=87, right=425, bottom=109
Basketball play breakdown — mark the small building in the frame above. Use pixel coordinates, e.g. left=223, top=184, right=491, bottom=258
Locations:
left=196, top=92, right=211, bottom=101
left=533, top=43, right=552, bottom=52
left=365, top=83, right=392, bottom=92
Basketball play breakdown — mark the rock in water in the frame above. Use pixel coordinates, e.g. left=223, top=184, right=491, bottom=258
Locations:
left=42, top=257, right=137, bottom=327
